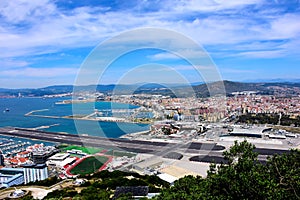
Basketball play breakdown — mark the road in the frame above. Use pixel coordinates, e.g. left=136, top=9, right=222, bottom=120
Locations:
left=0, top=180, right=73, bottom=199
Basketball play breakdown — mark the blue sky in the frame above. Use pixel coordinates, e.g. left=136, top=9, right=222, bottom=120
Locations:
left=0, top=0, right=300, bottom=88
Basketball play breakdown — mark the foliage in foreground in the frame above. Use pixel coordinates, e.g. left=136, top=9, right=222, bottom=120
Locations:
left=156, top=140, right=300, bottom=200
left=41, top=170, right=169, bottom=200
left=21, top=176, right=60, bottom=187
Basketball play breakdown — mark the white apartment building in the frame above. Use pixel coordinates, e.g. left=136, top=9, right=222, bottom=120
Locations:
left=23, top=163, right=48, bottom=184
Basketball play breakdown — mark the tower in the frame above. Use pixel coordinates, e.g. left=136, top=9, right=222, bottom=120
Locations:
left=0, top=151, right=4, bottom=166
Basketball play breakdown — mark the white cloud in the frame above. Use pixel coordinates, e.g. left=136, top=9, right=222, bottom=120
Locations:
left=1, top=67, right=78, bottom=78
left=0, top=59, right=30, bottom=69
left=149, top=49, right=208, bottom=61
left=237, top=50, right=286, bottom=58
left=113, top=64, right=195, bottom=85
left=129, top=64, right=213, bottom=72
left=175, top=65, right=213, bottom=71
left=0, top=0, right=56, bottom=23
left=0, top=0, right=295, bottom=58
left=171, top=0, right=263, bottom=12
left=269, top=14, right=300, bottom=39
left=0, top=0, right=299, bottom=86
left=149, top=52, right=180, bottom=60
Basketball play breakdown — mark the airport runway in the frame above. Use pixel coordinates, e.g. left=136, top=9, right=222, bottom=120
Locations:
left=0, top=127, right=229, bottom=154
left=0, top=127, right=291, bottom=158
left=0, top=127, right=168, bottom=153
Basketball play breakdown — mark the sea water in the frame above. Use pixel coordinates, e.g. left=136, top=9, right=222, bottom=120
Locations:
left=0, top=98, right=149, bottom=139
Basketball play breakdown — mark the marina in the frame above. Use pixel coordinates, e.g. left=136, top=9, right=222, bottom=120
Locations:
left=0, top=141, right=29, bottom=157
left=0, top=137, right=47, bottom=158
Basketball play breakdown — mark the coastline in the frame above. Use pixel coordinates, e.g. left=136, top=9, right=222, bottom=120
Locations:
left=25, top=112, right=152, bottom=124
left=25, top=99, right=154, bottom=125
left=120, top=130, right=151, bottom=139
left=1, top=97, right=151, bottom=139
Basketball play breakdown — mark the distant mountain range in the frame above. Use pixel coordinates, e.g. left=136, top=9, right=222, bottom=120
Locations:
left=242, top=78, right=300, bottom=83
left=1, top=81, right=300, bottom=97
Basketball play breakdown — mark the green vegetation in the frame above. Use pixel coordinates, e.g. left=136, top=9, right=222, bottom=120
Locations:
left=82, top=170, right=169, bottom=192
left=105, top=150, right=136, bottom=158
left=18, top=141, right=300, bottom=199
left=43, top=188, right=79, bottom=200
left=274, top=125, right=300, bottom=133
left=238, top=113, right=300, bottom=126
left=68, top=153, right=84, bottom=158
left=60, top=145, right=103, bottom=154
left=42, top=170, right=169, bottom=200
left=12, top=191, right=33, bottom=200
left=20, top=176, right=60, bottom=187
left=156, top=140, right=300, bottom=200
left=70, top=156, right=109, bottom=175
left=43, top=186, right=111, bottom=200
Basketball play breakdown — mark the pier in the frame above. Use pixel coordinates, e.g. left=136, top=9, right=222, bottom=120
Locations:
left=24, top=109, right=49, bottom=116
left=25, top=110, right=137, bottom=123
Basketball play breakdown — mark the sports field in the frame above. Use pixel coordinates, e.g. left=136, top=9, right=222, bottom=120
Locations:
left=105, top=150, right=136, bottom=158
left=61, top=145, right=103, bottom=154
left=70, top=155, right=109, bottom=175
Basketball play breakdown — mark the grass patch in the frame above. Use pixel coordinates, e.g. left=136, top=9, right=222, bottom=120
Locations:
left=70, top=156, right=109, bottom=175
left=105, top=150, right=136, bottom=158
left=60, top=145, right=103, bottom=154
left=69, top=153, right=83, bottom=158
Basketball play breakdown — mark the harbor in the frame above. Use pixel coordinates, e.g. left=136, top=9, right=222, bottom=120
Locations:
left=0, top=98, right=151, bottom=138
left=25, top=107, right=154, bottom=124
left=0, top=138, right=31, bottom=157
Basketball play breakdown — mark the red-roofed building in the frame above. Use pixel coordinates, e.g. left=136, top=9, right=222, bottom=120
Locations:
left=17, top=151, right=30, bottom=158
left=7, top=157, right=29, bottom=166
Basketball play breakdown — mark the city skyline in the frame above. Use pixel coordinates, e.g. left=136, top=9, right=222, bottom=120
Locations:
left=0, top=0, right=300, bottom=88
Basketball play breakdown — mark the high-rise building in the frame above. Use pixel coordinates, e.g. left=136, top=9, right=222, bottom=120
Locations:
left=30, top=146, right=59, bottom=164
left=0, top=153, right=4, bottom=166
left=22, top=163, right=48, bottom=184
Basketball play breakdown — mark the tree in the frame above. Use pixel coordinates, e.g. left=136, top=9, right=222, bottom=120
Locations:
left=78, top=186, right=110, bottom=200
left=266, top=149, right=300, bottom=199
left=19, top=195, right=34, bottom=200
left=156, top=140, right=300, bottom=200
left=115, top=192, right=134, bottom=200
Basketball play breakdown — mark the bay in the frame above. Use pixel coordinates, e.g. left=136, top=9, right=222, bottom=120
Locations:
left=0, top=98, right=149, bottom=138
